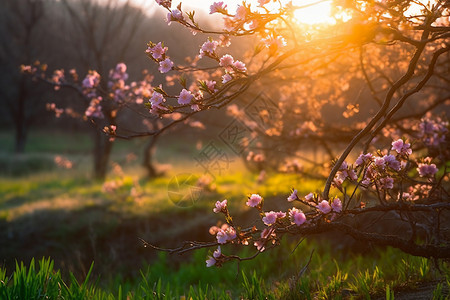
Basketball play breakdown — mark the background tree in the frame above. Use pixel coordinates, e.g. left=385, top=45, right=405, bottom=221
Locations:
left=0, top=0, right=47, bottom=153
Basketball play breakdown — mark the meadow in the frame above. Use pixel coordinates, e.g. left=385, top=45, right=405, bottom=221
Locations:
left=0, top=129, right=449, bottom=299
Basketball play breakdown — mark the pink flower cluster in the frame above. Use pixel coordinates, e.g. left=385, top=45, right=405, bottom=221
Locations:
left=289, top=207, right=306, bottom=225
left=199, top=39, right=219, bottom=58
left=85, top=97, right=104, bottom=119
left=262, top=211, right=286, bottom=226
left=146, top=42, right=168, bottom=60
left=417, top=158, right=438, bottom=177
left=148, top=91, right=167, bottom=113
left=167, top=9, right=183, bottom=25
left=216, top=226, right=236, bottom=244
left=213, top=199, right=227, bottom=213
left=419, top=118, right=448, bottom=147
left=82, top=71, right=100, bottom=90
left=209, top=2, right=227, bottom=14
left=391, top=139, right=412, bottom=155
left=353, top=141, right=411, bottom=189
left=108, top=63, right=130, bottom=102
left=335, top=161, right=357, bottom=186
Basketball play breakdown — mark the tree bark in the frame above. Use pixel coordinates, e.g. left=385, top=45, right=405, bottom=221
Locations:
left=93, top=130, right=113, bottom=180
left=143, top=135, right=160, bottom=178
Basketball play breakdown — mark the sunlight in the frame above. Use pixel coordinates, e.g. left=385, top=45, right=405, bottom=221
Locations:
left=291, top=0, right=336, bottom=25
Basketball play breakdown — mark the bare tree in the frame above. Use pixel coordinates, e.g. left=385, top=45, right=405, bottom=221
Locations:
left=0, top=0, right=46, bottom=153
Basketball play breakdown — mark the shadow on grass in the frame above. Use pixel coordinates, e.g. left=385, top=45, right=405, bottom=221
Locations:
left=0, top=202, right=217, bottom=283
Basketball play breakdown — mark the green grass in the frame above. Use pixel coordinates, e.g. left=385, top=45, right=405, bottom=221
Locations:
left=1, top=129, right=449, bottom=298
left=1, top=246, right=449, bottom=299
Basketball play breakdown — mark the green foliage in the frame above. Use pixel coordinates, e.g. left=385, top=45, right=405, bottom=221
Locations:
left=432, top=282, right=444, bottom=300
left=241, top=271, right=274, bottom=299
left=348, top=266, right=385, bottom=299
left=317, top=262, right=348, bottom=299
left=1, top=255, right=449, bottom=299
left=385, top=283, right=394, bottom=300
left=0, top=258, right=61, bottom=300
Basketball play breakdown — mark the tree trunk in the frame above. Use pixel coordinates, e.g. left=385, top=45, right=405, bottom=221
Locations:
left=93, top=130, right=113, bottom=180
left=143, top=135, right=160, bottom=178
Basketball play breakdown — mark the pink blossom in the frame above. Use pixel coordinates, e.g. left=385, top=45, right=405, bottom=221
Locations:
left=149, top=91, right=163, bottom=105
left=209, top=225, right=219, bottom=235
left=116, top=63, right=127, bottom=73
left=417, top=159, right=438, bottom=177
left=254, top=240, right=266, bottom=252
left=210, top=1, right=227, bottom=14
left=150, top=92, right=165, bottom=106
left=276, top=211, right=286, bottom=219
left=232, top=60, right=247, bottom=72
left=317, top=200, right=331, bottom=214
left=222, top=73, right=232, bottom=83
left=262, top=35, right=287, bottom=49
left=399, top=192, right=413, bottom=201
left=206, top=257, right=216, bottom=267
left=419, top=118, right=448, bottom=146
left=287, top=189, right=298, bottom=202
left=148, top=42, right=167, bottom=60
left=206, top=80, right=217, bottom=93
left=200, top=40, right=218, bottom=57
left=331, top=198, right=342, bottom=213
left=374, top=157, right=386, bottom=169
left=167, top=9, right=183, bottom=25
left=85, top=97, right=104, bottom=118
left=246, top=193, right=263, bottom=207
left=213, top=246, right=222, bottom=258
left=216, top=226, right=236, bottom=244
left=213, top=199, right=227, bottom=213
left=234, top=5, right=248, bottom=20
left=355, top=153, right=373, bottom=166
left=262, top=211, right=278, bottom=226
left=82, top=71, right=100, bottom=89
left=380, top=177, right=394, bottom=189
left=219, top=54, right=234, bottom=68
left=216, top=229, right=228, bottom=244
left=226, top=226, right=236, bottom=240
left=289, top=208, right=306, bottom=226
left=261, top=228, right=272, bottom=239
left=304, top=192, right=314, bottom=201
left=383, top=154, right=401, bottom=171
left=391, top=139, right=412, bottom=155
left=158, top=58, right=173, bottom=73
left=178, top=89, right=193, bottom=105
left=337, top=161, right=358, bottom=181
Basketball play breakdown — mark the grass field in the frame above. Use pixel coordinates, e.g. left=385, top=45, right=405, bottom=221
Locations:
left=0, top=129, right=449, bottom=299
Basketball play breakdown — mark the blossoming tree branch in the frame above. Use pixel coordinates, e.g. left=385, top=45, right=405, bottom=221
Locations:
left=27, top=0, right=450, bottom=264
left=138, top=0, right=450, bottom=265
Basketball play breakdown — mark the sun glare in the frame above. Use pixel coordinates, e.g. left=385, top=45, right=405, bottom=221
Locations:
left=291, top=0, right=336, bottom=25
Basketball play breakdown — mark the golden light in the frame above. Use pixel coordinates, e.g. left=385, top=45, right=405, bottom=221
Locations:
left=291, top=0, right=336, bottom=25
